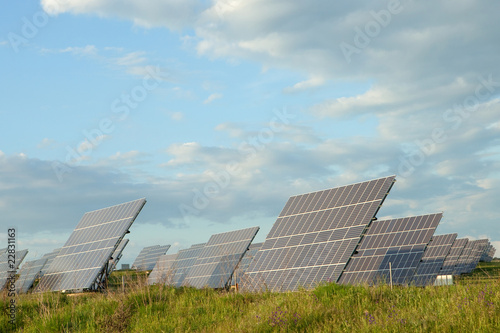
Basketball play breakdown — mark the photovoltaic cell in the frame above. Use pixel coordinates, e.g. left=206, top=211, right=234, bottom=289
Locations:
left=440, top=238, right=467, bottom=275
left=0, top=249, right=28, bottom=290
left=338, top=213, right=442, bottom=286
left=132, top=245, right=171, bottom=271
left=147, top=253, right=178, bottom=285
left=36, top=198, right=146, bottom=292
left=183, top=226, right=260, bottom=289
left=244, top=175, right=396, bottom=292
left=15, top=258, right=48, bottom=293
left=412, top=233, right=457, bottom=286
left=171, top=243, right=206, bottom=287
left=108, top=238, right=129, bottom=274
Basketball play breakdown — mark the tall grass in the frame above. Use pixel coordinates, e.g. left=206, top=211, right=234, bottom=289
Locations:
left=2, top=265, right=500, bottom=332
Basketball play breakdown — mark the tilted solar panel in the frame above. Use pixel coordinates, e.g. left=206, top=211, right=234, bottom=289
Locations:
left=463, top=239, right=489, bottom=273
left=40, top=248, right=62, bottom=275
left=35, top=198, right=146, bottom=292
left=183, top=226, right=260, bottom=289
left=244, top=175, right=396, bottom=292
left=147, top=253, right=178, bottom=285
left=412, top=233, right=457, bottom=286
left=440, top=238, right=468, bottom=275
left=453, top=240, right=475, bottom=275
left=0, top=249, right=28, bottom=290
left=134, top=245, right=171, bottom=271
left=338, top=213, right=442, bottom=286
left=171, top=243, right=206, bottom=287
left=15, top=258, right=48, bottom=293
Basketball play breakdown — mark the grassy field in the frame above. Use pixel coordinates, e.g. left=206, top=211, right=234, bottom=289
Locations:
left=2, top=262, right=500, bottom=333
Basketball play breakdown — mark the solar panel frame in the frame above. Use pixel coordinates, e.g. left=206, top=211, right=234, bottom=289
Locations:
left=412, top=233, right=457, bottom=286
left=338, top=213, right=442, bottom=286
left=183, top=226, right=260, bottom=289
left=35, top=198, right=146, bottom=292
left=244, top=175, right=396, bottom=292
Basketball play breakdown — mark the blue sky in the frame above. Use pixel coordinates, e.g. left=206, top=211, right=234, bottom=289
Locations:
left=1, top=0, right=499, bottom=265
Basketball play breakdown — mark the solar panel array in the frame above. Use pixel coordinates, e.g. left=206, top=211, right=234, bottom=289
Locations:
left=171, top=243, right=206, bottom=287
left=453, top=240, right=476, bottom=275
left=481, top=242, right=496, bottom=262
left=36, top=198, right=146, bottom=292
left=108, top=238, right=129, bottom=274
left=15, top=258, right=48, bottom=293
left=412, top=233, right=457, bottom=286
left=132, top=245, right=171, bottom=271
left=183, top=226, right=260, bottom=289
left=0, top=249, right=28, bottom=290
left=440, top=238, right=468, bottom=275
left=244, top=176, right=395, bottom=292
left=338, top=213, right=442, bottom=285
left=464, top=239, right=489, bottom=273
left=148, top=253, right=178, bottom=285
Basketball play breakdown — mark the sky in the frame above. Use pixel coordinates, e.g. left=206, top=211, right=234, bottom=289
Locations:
left=1, top=0, right=499, bottom=266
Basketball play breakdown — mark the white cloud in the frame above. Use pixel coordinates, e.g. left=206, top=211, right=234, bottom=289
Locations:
left=113, top=51, right=146, bottom=66
left=41, top=0, right=204, bottom=30
left=37, top=138, right=56, bottom=149
left=203, top=93, right=223, bottom=104
left=283, top=76, right=326, bottom=94
left=60, top=45, right=98, bottom=56
left=170, top=112, right=184, bottom=121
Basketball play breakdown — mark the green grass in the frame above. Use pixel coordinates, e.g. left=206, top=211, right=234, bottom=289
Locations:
left=2, top=262, right=500, bottom=332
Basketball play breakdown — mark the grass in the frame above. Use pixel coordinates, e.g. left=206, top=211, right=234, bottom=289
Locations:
left=1, top=262, right=500, bottom=332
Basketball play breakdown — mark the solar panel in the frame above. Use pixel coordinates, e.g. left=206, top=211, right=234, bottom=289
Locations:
left=440, top=238, right=468, bottom=275
left=35, top=198, right=146, bottom=292
left=108, top=238, right=129, bottom=274
left=15, top=258, right=48, bottom=293
left=338, top=213, right=442, bottom=286
left=0, top=249, right=28, bottom=290
left=183, top=226, right=260, bottom=289
left=233, top=243, right=263, bottom=286
left=244, top=175, right=396, bottom=292
left=481, top=242, right=496, bottom=262
left=463, top=239, right=489, bottom=273
left=412, top=233, right=457, bottom=286
left=40, top=248, right=62, bottom=275
left=453, top=240, right=475, bottom=275
left=171, top=243, right=206, bottom=287
left=132, top=245, right=171, bottom=271
left=147, top=253, right=178, bottom=285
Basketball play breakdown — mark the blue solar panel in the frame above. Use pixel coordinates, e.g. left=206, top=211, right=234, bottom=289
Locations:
left=338, top=213, right=442, bottom=286
left=36, top=198, right=146, bottom=292
left=245, top=176, right=395, bottom=291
